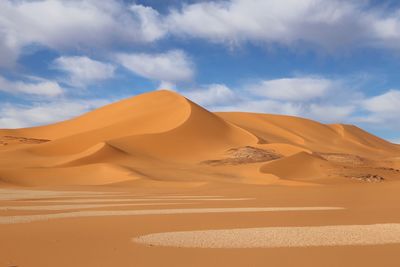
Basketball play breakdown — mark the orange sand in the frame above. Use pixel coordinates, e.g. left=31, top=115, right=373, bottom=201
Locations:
left=1, top=90, right=400, bottom=266
left=1, top=90, right=399, bottom=186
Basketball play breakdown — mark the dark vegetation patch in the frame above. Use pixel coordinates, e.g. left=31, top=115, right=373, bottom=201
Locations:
left=375, top=167, right=400, bottom=173
left=345, top=174, right=385, bottom=183
left=202, top=146, right=282, bottom=166
left=0, top=136, right=50, bottom=146
left=314, top=152, right=366, bottom=165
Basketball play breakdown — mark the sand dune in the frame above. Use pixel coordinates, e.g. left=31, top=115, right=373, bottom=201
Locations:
left=108, top=98, right=258, bottom=161
left=3, top=90, right=190, bottom=140
left=0, top=90, right=399, bottom=186
left=0, top=163, right=138, bottom=186
left=217, top=112, right=400, bottom=157
left=52, top=142, right=130, bottom=167
left=259, top=152, right=333, bottom=181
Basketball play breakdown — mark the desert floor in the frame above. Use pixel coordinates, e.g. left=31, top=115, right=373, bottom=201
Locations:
left=1, top=182, right=400, bottom=267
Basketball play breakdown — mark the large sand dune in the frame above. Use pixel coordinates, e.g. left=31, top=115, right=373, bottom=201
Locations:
left=0, top=90, right=399, bottom=186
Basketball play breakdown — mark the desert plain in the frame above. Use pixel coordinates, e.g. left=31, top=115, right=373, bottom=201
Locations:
left=1, top=90, right=400, bottom=266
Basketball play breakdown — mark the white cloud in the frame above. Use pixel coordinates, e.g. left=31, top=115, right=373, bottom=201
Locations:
left=369, top=10, right=400, bottom=48
left=130, top=5, right=166, bottom=42
left=389, top=137, right=400, bottom=144
left=0, top=0, right=166, bottom=67
left=116, top=50, right=194, bottom=82
left=357, top=90, right=400, bottom=124
left=308, top=104, right=355, bottom=122
left=213, top=98, right=303, bottom=116
left=249, top=77, right=333, bottom=101
left=181, top=84, right=239, bottom=106
left=208, top=97, right=346, bottom=121
left=0, top=76, right=63, bottom=97
left=54, top=56, right=115, bottom=87
left=175, top=76, right=359, bottom=123
left=0, top=98, right=111, bottom=129
left=176, top=78, right=400, bottom=129
left=362, top=90, right=400, bottom=114
left=158, top=81, right=177, bottom=91
left=165, top=0, right=400, bottom=50
left=0, top=33, right=19, bottom=68
left=2, top=0, right=400, bottom=68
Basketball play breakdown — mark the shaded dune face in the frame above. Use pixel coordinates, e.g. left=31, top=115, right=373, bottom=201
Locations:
left=0, top=90, right=400, bottom=186
left=259, top=152, right=331, bottom=181
left=108, top=99, right=259, bottom=161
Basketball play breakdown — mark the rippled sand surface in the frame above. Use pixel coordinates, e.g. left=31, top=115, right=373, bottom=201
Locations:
left=134, top=224, right=400, bottom=248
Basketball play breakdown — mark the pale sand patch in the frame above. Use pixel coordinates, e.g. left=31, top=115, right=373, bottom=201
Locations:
left=0, top=207, right=343, bottom=224
left=31, top=198, right=252, bottom=203
left=0, top=202, right=188, bottom=211
left=0, top=189, right=127, bottom=201
left=134, top=224, right=400, bottom=248
left=145, top=196, right=223, bottom=198
left=0, top=189, right=227, bottom=201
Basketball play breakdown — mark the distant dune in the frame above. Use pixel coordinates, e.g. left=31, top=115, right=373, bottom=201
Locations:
left=0, top=90, right=399, bottom=187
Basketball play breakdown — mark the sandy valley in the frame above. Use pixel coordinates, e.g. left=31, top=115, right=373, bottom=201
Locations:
left=1, top=90, right=400, bottom=266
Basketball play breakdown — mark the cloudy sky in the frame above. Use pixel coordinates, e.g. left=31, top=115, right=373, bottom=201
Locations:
left=1, top=0, right=400, bottom=143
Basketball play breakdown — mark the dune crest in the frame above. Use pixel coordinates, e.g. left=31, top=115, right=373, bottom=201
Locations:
left=0, top=90, right=399, bottom=186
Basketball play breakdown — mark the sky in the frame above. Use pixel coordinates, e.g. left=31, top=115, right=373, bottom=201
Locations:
left=0, top=0, right=400, bottom=143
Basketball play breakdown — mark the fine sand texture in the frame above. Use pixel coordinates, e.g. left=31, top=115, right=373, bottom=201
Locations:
left=1, top=185, right=400, bottom=267
left=1, top=91, right=400, bottom=266
left=134, top=224, right=400, bottom=248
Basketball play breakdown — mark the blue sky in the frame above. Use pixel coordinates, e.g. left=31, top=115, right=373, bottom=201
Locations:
left=0, top=0, right=400, bottom=143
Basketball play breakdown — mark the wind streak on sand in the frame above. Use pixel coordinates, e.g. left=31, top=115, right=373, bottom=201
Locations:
left=134, top=224, right=400, bottom=248
left=0, top=207, right=343, bottom=224
left=0, top=203, right=190, bottom=211
left=31, top=198, right=252, bottom=203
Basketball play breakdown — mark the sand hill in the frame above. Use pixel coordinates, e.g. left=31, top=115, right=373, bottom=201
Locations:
left=0, top=90, right=399, bottom=187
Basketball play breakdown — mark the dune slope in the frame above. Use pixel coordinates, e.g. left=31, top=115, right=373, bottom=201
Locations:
left=0, top=90, right=399, bottom=186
